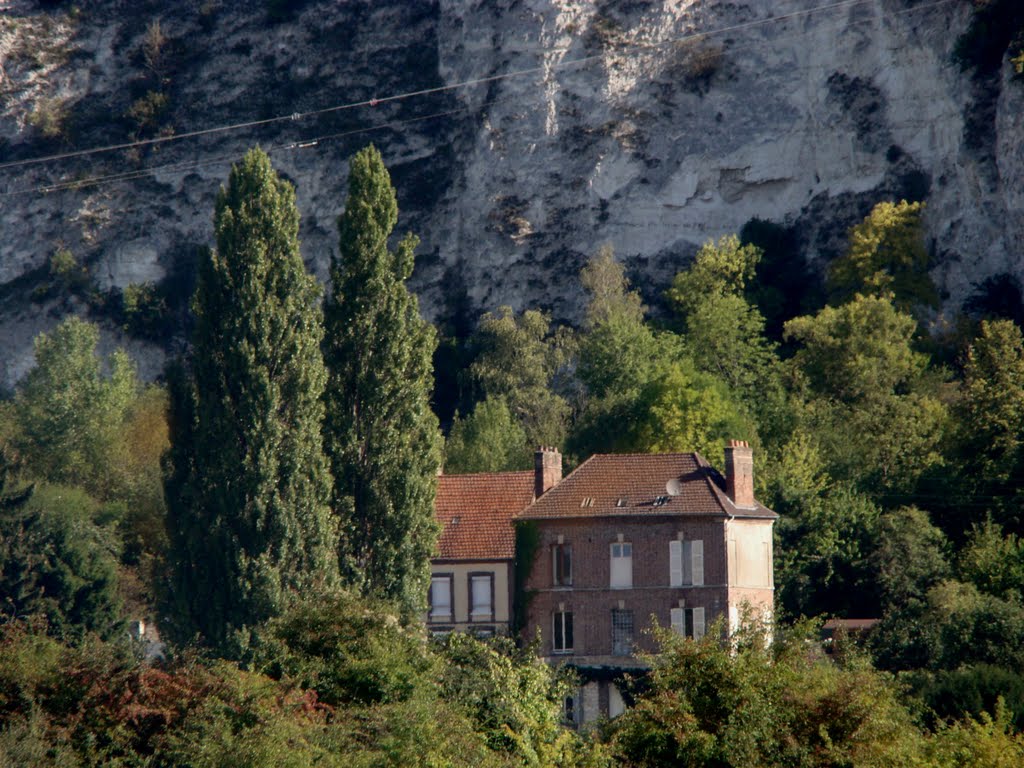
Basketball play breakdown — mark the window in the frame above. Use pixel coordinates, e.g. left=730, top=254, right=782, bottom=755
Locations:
left=469, top=573, right=494, bottom=621
left=611, top=609, right=634, bottom=656
left=670, top=606, right=705, bottom=640
left=429, top=574, right=453, bottom=622
left=610, top=542, right=632, bottom=588
left=553, top=611, right=574, bottom=653
left=669, top=539, right=704, bottom=586
left=553, top=542, right=572, bottom=586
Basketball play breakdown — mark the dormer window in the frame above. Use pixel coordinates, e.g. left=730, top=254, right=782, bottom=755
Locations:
left=580, top=497, right=595, bottom=507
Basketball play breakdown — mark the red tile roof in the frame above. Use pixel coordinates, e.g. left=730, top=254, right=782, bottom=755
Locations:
left=517, top=453, right=776, bottom=520
left=434, top=471, right=535, bottom=560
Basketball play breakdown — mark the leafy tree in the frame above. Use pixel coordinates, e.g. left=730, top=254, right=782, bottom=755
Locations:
left=784, top=294, right=947, bottom=494
left=666, top=236, right=787, bottom=443
left=576, top=245, right=664, bottom=402
left=469, top=306, right=574, bottom=450
left=322, top=144, right=442, bottom=613
left=828, top=200, right=937, bottom=312
left=14, top=316, right=137, bottom=496
left=953, top=320, right=1024, bottom=533
left=869, top=507, right=950, bottom=611
left=438, top=633, right=607, bottom=766
left=958, top=519, right=1024, bottom=600
left=611, top=619, right=926, bottom=767
left=627, top=361, right=755, bottom=461
left=163, top=147, right=338, bottom=653
left=767, top=434, right=881, bottom=617
left=444, top=397, right=531, bottom=474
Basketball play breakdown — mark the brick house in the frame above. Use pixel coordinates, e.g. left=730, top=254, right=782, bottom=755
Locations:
left=427, top=457, right=558, bottom=635
left=516, top=442, right=776, bottom=723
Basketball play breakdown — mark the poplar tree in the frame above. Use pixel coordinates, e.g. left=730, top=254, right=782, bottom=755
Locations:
left=163, top=148, right=337, bottom=653
left=323, top=145, right=441, bottom=613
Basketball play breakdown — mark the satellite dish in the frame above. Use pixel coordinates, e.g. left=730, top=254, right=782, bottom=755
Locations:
left=665, top=478, right=682, bottom=496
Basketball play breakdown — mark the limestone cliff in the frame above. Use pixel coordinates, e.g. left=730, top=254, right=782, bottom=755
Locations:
left=0, top=0, right=1020, bottom=386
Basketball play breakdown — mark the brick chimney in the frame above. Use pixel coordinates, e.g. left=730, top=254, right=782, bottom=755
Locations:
left=724, top=440, right=755, bottom=508
left=534, top=446, right=562, bottom=498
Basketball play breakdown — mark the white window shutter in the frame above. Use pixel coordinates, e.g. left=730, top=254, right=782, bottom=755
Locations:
left=669, top=540, right=683, bottom=586
left=693, top=607, right=705, bottom=640
left=670, top=607, right=684, bottom=635
left=691, top=540, right=704, bottom=586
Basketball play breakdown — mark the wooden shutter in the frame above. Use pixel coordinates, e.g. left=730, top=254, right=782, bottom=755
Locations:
left=693, top=607, right=705, bottom=640
left=670, top=607, right=684, bottom=634
left=669, top=540, right=683, bottom=586
left=691, top=539, right=704, bottom=586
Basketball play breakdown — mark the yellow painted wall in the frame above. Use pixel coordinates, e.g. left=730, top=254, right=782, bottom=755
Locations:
left=427, top=561, right=511, bottom=630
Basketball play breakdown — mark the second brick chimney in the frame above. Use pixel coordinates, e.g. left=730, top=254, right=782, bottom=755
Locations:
left=535, top=446, right=562, bottom=498
left=724, top=440, right=755, bottom=508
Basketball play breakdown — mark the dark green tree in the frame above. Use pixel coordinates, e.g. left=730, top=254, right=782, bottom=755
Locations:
left=322, top=145, right=442, bottom=613
left=163, top=147, right=337, bottom=653
left=0, top=455, right=122, bottom=638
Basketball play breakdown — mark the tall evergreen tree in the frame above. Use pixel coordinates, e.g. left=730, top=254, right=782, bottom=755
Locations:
left=163, top=148, right=337, bottom=653
left=323, top=145, right=441, bottom=612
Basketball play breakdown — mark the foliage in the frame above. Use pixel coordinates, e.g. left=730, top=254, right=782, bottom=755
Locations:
left=828, top=200, right=937, bottom=312
left=924, top=699, right=1024, bottom=767
left=768, top=434, right=881, bottom=617
left=438, top=632, right=609, bottom=766
left=470, top=306, right=574, bottom=449
left=953, top=319, right=1024, bottom=532
left=784, top=293, right=947, bottom=494
left=0, top=473, right=122, bottom=638
left=14, top=316, right=139, bottom=497
left=911, top=665, right=1024, bottom=734
left=163, top=147, right=337, bottom=654
left=322, top=144, right=442, bottom=614
left=250, top=591, right=435, bottom=707
left=666, top=235, right=787, bottom=442
left=445, top=397, right=532, bottom=474
left=869, top=507, right=951, bottom=611
left=611, top=619, right=926, bottom=767
left=958, top=519, right=1024, bottom=599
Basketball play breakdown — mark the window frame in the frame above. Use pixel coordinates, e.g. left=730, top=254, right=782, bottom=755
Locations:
left=553, top=610, right=574, bottom=653
left=428, top=573, right=454, bottom=623
left=611, top=608, right=635, bottom=656
left=610, top=541, right=633, bottom=588
left=553, top=542, right=573, bottom=587
left=468, top=571, right=495, bottom=623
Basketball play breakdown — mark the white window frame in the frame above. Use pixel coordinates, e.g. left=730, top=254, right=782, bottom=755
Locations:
left=469, top=572, right=494, bottom=622
left=429, top=574, right=453, bottom=622
left=610, top=541, right=633, bottom=588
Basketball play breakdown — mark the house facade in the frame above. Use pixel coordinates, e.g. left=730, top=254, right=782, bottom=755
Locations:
left=427, top=453, right=559, bottom=635
left=516, top=442, right=776, bottom=723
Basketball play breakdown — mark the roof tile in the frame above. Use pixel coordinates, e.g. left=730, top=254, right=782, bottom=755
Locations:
left=434, top=471, right=535, bottom=560
left=516, top=452, right=776, bottom=520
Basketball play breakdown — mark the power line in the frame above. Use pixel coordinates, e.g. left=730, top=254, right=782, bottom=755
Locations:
left=0, top=0, right=960, bottom=201
left=0, top=0, right=955, bottom=174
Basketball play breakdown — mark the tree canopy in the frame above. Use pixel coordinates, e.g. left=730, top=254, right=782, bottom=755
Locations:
left=163, top=147, right=338, bottom=653
left=322, top=144, right=442, bottom=613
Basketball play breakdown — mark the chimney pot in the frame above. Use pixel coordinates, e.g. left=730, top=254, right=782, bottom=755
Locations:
left=724, top=440, right=755, bottom=508
left=535, top=446, right=562, bottom=498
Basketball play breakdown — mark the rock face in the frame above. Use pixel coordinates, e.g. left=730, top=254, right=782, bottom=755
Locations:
left=0, top=0, right=1020, bottom=387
